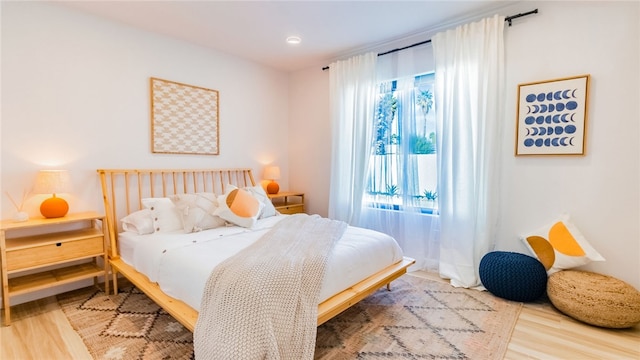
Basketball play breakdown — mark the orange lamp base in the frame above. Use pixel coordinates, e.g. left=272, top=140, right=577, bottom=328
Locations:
left=266, top=181, right=280, bottom=195
left=40, top=195, right=69, bottom=218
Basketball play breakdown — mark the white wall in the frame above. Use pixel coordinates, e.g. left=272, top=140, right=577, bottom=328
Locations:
left=290, top=1, right=640, bottom=289
left=1, top=2, right=291, bottom=221
left=498, top=1, right=639, bottom=288
left=1, top=2, right=291, bottom=304
left=288, top=68, right=331, bottom=216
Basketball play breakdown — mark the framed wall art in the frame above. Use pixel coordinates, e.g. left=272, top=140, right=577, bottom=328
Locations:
left=150, top=77, right=219, bottom=155
left=515, top=74, right=590, bottom=156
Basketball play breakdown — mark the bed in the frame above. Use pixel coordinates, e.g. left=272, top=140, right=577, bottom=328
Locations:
left=97, top=168, right=415, bottom=335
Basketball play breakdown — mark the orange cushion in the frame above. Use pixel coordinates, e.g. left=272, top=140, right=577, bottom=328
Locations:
left=213, top=188, right=263, bottom=228
left=227, top=188, right=260, bottom=218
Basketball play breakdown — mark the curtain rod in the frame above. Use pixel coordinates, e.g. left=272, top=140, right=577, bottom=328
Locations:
left=322, top=8, right=538, bottom=71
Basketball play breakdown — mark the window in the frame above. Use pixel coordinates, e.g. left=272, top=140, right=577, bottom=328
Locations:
left=364, top=73, right=437, bottom=213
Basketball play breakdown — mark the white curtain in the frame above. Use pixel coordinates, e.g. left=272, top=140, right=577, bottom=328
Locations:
left=358, top=77, right=440, bottom=271
left=432, top=15, right=505, bottom=287
left=328, top=52, right=378, bottom=224
left=358, top=46, right=440, bottom=271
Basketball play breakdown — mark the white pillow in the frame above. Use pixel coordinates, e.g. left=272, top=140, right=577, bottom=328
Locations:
left=121, top=209, right=154, bottom=235
left=213, top=188, right=264, bottom=228
left=171, top=193, right=226, bottom=233
left=141, top=197, right=183, bottom=233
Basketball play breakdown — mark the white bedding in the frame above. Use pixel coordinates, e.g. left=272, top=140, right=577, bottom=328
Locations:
left=118, top=214, right=403, bottom=311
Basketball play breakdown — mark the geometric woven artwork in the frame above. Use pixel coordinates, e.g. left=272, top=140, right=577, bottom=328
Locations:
left=150, top=77, right=219, bottom=155
left=515, top=74, right=590, bottom=155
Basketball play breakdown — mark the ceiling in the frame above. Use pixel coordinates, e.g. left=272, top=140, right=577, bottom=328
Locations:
left=55, top=1, right=517, bottom=72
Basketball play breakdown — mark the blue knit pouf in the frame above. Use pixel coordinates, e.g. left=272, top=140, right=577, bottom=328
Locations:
left=479, top=251, right=547, bottom=302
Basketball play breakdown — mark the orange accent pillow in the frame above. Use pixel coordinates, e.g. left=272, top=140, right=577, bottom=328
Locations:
left=521, top=214, right=605, bottom=274
left=213, top=188, right=263, bottom=228
left=227, top=188, right=260, bottom=218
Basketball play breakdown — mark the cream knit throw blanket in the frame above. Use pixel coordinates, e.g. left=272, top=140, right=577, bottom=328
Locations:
left=194, top=214, right=347, bottom=360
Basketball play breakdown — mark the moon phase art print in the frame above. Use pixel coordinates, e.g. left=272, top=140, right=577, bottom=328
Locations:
left=515, top=75, right=590, bottom=155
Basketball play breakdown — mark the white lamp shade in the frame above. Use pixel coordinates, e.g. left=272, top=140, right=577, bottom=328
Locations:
left=264, top=166, right=281, bottom=181
left=34, top=170, right=71, bottom=195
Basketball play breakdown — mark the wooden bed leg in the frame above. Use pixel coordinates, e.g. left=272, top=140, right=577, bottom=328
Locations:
left=112, top=270, right=119, bottom=294
left=104, top=267, right=110, bottom=296
left=386, top=283, right=391, bottom=291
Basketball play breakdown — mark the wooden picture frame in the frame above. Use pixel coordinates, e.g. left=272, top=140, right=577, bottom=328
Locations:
left=515, top=74, right=590, bottom=156
left=150, top=77, right=219, bottom=155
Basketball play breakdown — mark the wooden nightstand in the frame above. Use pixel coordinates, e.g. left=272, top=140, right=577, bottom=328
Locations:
left=268, top=191, right=305, bottom=214
left=0, top=211, right=108, bottom=326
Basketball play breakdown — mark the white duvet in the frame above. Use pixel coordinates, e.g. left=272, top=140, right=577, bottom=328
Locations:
left=119, top=214, right=403, bottom=311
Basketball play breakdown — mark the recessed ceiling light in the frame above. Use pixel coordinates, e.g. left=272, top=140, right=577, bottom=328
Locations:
left=286, top=36, right=301, bottom=45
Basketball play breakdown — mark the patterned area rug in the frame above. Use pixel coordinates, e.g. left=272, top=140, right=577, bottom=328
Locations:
left=57, top=274, right=522, bottom=359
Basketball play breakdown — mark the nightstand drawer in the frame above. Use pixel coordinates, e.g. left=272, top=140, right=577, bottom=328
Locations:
left=277, top=204, right=304, bottom=214
left=6, top=236, right=104, bottom=272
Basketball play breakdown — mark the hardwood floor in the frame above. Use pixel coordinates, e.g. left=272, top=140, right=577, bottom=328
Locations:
left=505, top=299, right=640, bottom=359
left=1, top=274, right=639, bottom=359
left=1, top=296, right=91, bottom=359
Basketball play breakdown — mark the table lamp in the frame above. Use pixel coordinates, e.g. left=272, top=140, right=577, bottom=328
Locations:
left=264, top=166, right=281, bottom=194
left=34, top=170, right=71, bottom=218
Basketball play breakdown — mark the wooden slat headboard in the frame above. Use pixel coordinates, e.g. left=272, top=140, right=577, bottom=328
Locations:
left=97, top=168, right=255, bottom=258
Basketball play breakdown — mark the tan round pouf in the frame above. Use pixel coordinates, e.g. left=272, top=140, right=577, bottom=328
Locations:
left=547, top=270, right=640, bottom=328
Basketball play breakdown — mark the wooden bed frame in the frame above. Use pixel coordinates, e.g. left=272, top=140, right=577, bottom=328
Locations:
left=98, top=168, right=414, bottom=332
